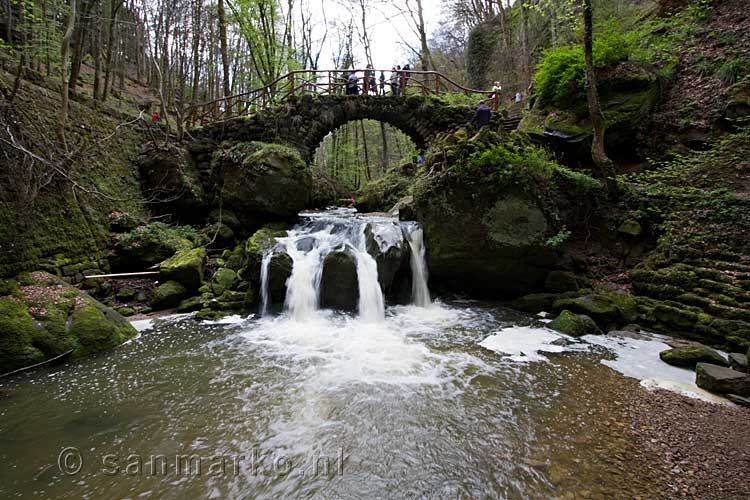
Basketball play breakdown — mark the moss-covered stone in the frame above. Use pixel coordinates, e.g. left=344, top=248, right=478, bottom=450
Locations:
left=548, top=310, right=602, bottom=337
left=177, top=296, right=205, bottom=313
left=116, top=288, right=136, bottom=302
left=0, top=297, right=46, bottom=372
left=150, top=280, right=188, bottom=311
left=69, top=304, right=135, bottom=357
left=659, top=345, right=728, bottom=368
left=212, top=268, right=238, bottom=296
left=553, top=292, right=637, bottom=328
left=116, top=307, right=135, bottom=317
left=160, top=247, right=206, bottom=289
left=0, top=272, right=136, bottom=372
left=509, top=293, right=559, bottom=313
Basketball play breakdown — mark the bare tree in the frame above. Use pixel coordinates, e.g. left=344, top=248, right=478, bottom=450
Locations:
left=59, top=0, right=77, bottom=144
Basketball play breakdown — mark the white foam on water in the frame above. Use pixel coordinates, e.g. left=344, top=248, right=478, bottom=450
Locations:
left=479, top=326, right=582, bottom=363
left=202, top=314, right=251, bottom=326
left=582, top=333, right=730, bottom=404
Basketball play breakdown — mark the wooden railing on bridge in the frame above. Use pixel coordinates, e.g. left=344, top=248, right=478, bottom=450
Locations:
left=183, top=69, right=499, bottom=128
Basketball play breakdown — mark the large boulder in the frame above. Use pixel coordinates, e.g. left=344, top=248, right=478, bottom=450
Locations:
left=320, top=251, right=359, bottom=311
left=0, top=272, right=136, bottom=373
left=137, top=142, right=207, bottom=217
left=150, top=280, right=188, bottom=311
left=266, top=252, right=293, bottom=307
left=412, top=134, right=601, bottom=298
left=212, top=142, right=312, bottom=224
left=159, top=247, right=206, bottom=289
left=728, top=352, right=748, bottom=372
left=659, top=345, right=729, bottom=368
left=695, top=363, right=750, bottom=397
left=552, top=292, right=638, bottom=329
left=547, top=310, right=602, bottom=337
left=364, top=222, right=410, bottom=299
left=110, top=222, right=196, bottom=271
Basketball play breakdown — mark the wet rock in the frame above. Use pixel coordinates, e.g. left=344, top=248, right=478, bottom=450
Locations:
left=545, top=271, right=579, bottom=293
left=116, top=307, right=135, bottom=317
left=659, top=346, right=729, bottom=368
left=548, top=310, right=602, bottom=337
left=728, top=352, right=748, bottom=372
left=695, top=363, right=750, bottom=397
left=509, top=293, right=558, bottom=313
left=296, top=236, right=316, bottom=252
left=320, top=251, right=359, bottom=311
left=267, top=252, right=293, bottom=306
left=159, top=247, right=206, bottom=290
left=177, top=296, right=205, bottom=313
left=150, top=280, right=188, bottom=311
left=0, top=272, right=136, bottom=372
left=364, top=223, right=409, bottom=298
left=726, top=394, right=750, bottom=407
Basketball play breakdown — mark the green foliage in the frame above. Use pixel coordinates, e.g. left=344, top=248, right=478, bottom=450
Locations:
left=118, top=222, right=201, bottom=253
left=466, top=21, right=500, bottom=89
left=718, top=57, right=742, bottom=85
left=545, top=227, right=572, bottom=247
left=534, top=23, right=632, bottom=107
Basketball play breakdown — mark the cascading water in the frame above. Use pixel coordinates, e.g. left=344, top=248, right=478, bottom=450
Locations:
left=404, top=225, right=431, bottom=307
left=259, top=252, right=273, bottom=316
left=260, top=208, right=431, bottom=320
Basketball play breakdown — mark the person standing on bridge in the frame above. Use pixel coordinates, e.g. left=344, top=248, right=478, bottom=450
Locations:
left=379, top=71, right=386, bottom=96
left=390, top=67, right=400, bottom=97
left=346, top=71, right=359, bottom=95
left=472, top=100, right=492, bottom=131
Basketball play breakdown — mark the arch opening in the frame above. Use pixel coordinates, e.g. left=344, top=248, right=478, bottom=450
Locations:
left=312, top=119, right=418, bottom=194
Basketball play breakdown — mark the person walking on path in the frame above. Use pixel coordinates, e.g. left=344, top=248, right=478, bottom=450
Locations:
left=472, top=100, right=492, bottom=131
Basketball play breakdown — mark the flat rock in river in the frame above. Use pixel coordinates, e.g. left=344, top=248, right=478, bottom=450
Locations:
left=695, top=363, right=750, bottom=397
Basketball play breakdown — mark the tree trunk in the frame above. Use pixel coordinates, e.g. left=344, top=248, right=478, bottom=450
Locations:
left=59, top=0, right=77, bottom=144
left=380, top=121, right=388, bottom=172
left=360, top=120, right=371, bottom=181
left=68, top=0, right=95, bottom=97
left=93, top=0, right=103, bottom=100
left=582, top=0, right=616, bottom=194
left=217, top=0, right=231, bottom=116
left=102, top=0, right=121, bottom=102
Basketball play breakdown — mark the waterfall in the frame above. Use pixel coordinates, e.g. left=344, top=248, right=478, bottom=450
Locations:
left=406, top=226, right=431, bottom=307
left=259, top=252, right=273, bottom=316
left=265, top=209, right=431, bottom=319
left=354, top=226, right=385, bottom=322
left=282, top=238, right=324, bottom=321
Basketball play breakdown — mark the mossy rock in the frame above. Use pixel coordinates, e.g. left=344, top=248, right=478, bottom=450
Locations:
left=0, top=272, right=137, bottom=372
left=553, top=292, right=637, bottom=328
left=548, top=310, right=602, bottom=337
left=159, top=247, right=206, bottom=290
left=116, top=288, right=136, bottom=302
left=116, top=307, right=135, bottom=317
left=695, top=363, right=750, bottom=397
left=212, top=268, right=238, bottom=296
left=150, top=281, right=188, bottom=311
left=618, top=219, right=642, bottom=237
left=177, top=296, right=205, bottom=313
left=659, top=345, right=728, bottom=368
left=0, top=297, right=46, bottom=372
left=69, top=304, right=135, bottom=357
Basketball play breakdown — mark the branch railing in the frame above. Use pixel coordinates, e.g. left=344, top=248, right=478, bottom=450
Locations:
left=183, top=69, right=499, bottom=128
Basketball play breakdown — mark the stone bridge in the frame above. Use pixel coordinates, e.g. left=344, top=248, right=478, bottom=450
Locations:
left=189, top=94, right=480, bottom=162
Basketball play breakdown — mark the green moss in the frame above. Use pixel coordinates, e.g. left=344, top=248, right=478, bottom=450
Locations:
left=548, top=310, right=602, bottom=337
left=245, top=224, right=287, bottom=257
left=0, top=297, right=45, bottom=372
left=177, top=296, right=205, bottom=313
left=150, top=281, right=188, bottom=311
left=69, top=304, right=135, bottom=357
left=160, top=247, right=206, bottom=289
left=212, top=268, right=238, bottom=296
